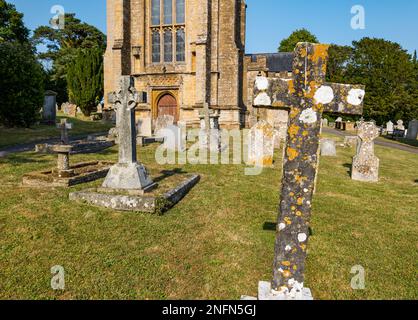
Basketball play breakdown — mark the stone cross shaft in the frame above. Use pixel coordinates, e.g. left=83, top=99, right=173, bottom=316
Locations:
left=57, top=119, right=72, bottom=145
left=253, top=42, right=366, bottom=294
left=108, top=76, right=144, bottom=164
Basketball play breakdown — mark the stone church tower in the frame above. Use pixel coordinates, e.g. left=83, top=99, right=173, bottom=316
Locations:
left=104, top=0, right=247, bottom=130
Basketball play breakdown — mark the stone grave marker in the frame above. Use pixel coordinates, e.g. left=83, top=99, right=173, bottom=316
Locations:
left=199, top=102, right=222, bottom=152
left=70, top=76, right=200, bottom=214
left=57, top=119, right=73, bottom=144
left=155, top=115, right=174, bottom=137
left=320, top=139, right=337, bottom=156
left=247, top=42, right=365, bottom=300
left=352, top=122, right=380, bottom=182
left=102, top=77, right=154, bottom=191
left=247, top=120, right=277, bottom=166
left=137, top=117, right=152, bottom=138
left=395, top=120, right=405, bottom=131
left=157, top=124, right=186, bottom=152
left=344, top=136, right=359, bottom=148
left=42, top=91, right=57, bottom=125
left=406, top=119, right=418, bottom=140
left=386, top=121, right=394, bottom=135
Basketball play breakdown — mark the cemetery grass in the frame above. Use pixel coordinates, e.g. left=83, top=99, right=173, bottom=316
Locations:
left=0, top=113, right=113, bottom=149
left=0, top=133, right=417, bottom=300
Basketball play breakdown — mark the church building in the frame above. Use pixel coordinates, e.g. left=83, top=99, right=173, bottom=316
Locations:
left=104, top=0, right=292, bottom=132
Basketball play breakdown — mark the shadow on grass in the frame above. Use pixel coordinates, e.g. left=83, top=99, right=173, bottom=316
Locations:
left=381, top=136, right=418, bottom=148
left=154, top=168, right=189, bottom=184
left=0, top=153, right=50, bottom=165
left=263, top=222, right=276, bottom=231
left=343, top=163, right=352, bottom=177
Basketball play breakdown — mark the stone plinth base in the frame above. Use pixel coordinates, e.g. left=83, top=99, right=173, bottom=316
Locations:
left=241, top=281, right=313, bottom=301
left=69, top=174, right=200, bottom=214
left=102, top=163, right=154, bottom=190
left=22, top=161, right=114, bottom=187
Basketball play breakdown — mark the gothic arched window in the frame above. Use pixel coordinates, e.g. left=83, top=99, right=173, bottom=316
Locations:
left=151, top=0, right=186, bottom=64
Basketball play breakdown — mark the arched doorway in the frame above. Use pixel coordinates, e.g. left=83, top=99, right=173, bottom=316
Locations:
left=157, top=93, right=178, bottom=122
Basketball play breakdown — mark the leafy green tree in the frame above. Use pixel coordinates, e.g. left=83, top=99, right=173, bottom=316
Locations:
left=67, top=48, right=103, bottom=116
left=0, top=42, right=44, bottom=127
left=0, top=0, right=30, bottom=44
left=33, top=13, right=106, bottom=104
left=278, top=28, right=318, bottom=52
left=327, top=38, right=418, bottom=124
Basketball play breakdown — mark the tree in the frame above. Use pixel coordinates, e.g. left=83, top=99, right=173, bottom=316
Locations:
left=278, top=29, right=318, bottom=52
left=327, top=38, right=418, bottom=124
left=326, top=44, right=353, bottom=83
left=67, top=48, right=103, bottom=116
left=0, top=42, right=44, bottom=127
left=32, top=13, right=106, bottom=104
left=0, top=0, right=30, bottom=44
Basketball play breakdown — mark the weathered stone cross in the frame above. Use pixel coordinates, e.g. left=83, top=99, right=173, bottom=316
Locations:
left=253, top=42, right=365, bottom=296
left=103, top=76, right=154, bottom=191
left=57, top=119, right=72, bottom=145
left=108, top=76, right=143, bottom=164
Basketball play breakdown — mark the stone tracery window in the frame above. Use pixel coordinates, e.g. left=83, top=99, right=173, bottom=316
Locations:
left=151, top=0, right=186, bottom=64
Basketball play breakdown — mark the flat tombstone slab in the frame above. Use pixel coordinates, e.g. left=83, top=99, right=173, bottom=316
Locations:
left=352, top=122, right=380, bottom=182
left=320, top=139, right=337, bottom=156
left=70, top=174, right=200, bottom=214
left=406, top=120, right=418, bottom=140
left=248, top=120, right=276, bottom=167
left=157, top=125, right=186, bottom=152
left=23, top=161, right=113, bottom=187
left=155, top=115, right=174, bottom=137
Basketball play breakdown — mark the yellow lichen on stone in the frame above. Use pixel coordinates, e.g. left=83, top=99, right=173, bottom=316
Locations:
left=288, top=124, right=300, bottom=137
left=288, top=79, right=296, bottom=94
left=311, top=44, right=330, bottom=63
left=287, top=147, right=299, bottom=161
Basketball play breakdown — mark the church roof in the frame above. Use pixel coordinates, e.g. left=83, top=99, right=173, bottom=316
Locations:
left=246, top=52, right=294, bottom=72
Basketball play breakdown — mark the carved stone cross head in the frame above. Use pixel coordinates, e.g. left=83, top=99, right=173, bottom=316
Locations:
left=108, top=76, right=142, bottom=111
left=357, top=121, right=379, bottom=142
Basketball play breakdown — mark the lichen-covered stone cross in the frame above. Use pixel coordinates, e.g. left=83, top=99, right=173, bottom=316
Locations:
left=253, top=42, right=366, bottom=295
left=108, top=76, right=145, bottom=164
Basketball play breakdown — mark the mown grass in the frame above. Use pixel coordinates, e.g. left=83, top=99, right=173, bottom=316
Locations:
left=0, top=132, right=417, bottom=300
left=0, top=113, right=113, bottom=149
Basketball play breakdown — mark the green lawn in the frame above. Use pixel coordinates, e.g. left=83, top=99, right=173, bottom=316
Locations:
left=0, top=132, right=417, bottom=300
left=0, top=113, right=113, bottom=149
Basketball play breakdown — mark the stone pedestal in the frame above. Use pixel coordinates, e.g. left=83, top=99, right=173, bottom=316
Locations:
left=52, top=145, right=75, bottom=178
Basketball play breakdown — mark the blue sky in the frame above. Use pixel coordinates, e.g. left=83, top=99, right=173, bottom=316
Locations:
left=9, top=0, right=418, bottom=54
